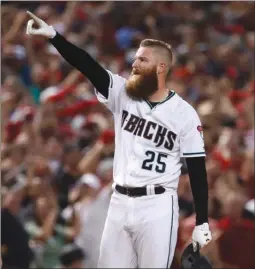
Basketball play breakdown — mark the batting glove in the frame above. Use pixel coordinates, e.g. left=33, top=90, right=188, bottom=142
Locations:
left=192, top=222, right=212, bottom=251
left=26, top=11, right=56, bottom=39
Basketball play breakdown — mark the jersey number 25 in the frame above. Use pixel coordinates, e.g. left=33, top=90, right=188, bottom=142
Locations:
left=142, top=150, right=167, bottom=173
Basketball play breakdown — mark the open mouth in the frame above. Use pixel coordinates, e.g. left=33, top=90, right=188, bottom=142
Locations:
left=132, top=69, right=140, bottom=75
left=131, top=71, right=140, bottom=76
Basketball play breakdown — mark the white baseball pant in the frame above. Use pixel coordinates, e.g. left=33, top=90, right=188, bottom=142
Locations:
left=98, top=189, right=179, bottom=268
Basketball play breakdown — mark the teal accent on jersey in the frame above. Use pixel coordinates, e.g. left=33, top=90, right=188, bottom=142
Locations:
left=145, top=91, right=175, bottom=109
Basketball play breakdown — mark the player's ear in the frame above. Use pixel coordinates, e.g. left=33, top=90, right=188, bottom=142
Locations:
left=157, top=63, right=165, bottom=75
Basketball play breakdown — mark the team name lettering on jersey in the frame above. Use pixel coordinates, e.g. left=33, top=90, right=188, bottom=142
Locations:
left=121, top=110, right=177, bottom=150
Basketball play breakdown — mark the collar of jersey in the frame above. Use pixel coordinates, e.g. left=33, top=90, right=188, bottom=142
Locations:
left=144, top=90, right=176, bottom=109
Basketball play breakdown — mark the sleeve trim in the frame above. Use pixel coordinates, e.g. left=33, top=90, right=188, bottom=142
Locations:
left=183, top=152, right=206, bottom=156
left=106, top=70, right=113, bottom=89
left=109, top=72, right=113, bottom=88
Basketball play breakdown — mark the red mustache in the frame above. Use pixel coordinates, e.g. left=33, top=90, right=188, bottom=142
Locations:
left=132, top=69, right=140, bottom=75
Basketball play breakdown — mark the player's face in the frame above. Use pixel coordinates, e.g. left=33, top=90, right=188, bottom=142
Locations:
left=126, top=47, right=159, bottom=101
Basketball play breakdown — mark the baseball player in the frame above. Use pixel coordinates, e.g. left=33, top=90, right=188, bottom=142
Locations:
left=26, top=11, right=212, bottom=268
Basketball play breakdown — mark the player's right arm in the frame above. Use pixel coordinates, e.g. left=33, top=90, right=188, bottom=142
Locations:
left=26, top=11, right=125, bottom=110
left=49, top=32, right=110, bottom=98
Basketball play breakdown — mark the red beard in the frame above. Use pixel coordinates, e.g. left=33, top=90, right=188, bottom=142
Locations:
left=125, top=66, right=158, bottom=101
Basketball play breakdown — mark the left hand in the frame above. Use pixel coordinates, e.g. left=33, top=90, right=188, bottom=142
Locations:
left=192, top=222, right=212, bottom=251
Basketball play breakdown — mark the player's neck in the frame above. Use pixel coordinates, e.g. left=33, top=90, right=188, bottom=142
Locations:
left=148, top=82, right=169, bottom=103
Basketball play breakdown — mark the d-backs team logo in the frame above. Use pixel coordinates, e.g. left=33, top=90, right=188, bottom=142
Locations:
left=197, top=125, right=204, bottom=140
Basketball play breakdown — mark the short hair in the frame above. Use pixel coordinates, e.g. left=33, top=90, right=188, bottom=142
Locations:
left=140, top=39, right=173, bottom=66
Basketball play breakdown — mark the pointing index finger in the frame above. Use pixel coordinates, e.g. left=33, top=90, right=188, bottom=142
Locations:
left=26, top=11, right=41, bottom=23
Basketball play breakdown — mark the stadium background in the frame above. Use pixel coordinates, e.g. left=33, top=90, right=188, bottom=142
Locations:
left=1, top=1, right=254, bottom=268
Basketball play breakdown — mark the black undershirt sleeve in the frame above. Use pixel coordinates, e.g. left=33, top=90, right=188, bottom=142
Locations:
left=185, top=156, right=209, bottom=225
left=49, top=32, right=110, bottom=98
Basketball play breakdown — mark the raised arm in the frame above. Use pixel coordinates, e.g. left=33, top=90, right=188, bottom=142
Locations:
left=26, top=11, right=110, bottom=98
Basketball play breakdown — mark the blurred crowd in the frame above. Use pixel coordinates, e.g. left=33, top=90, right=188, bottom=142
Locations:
left=1, top=1, right=254, bottom=269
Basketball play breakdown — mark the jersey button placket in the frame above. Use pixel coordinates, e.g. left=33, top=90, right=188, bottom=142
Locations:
left=129, top=155, right=136, bottom=176
left=128, top=137, right=136, bottom=177
left=131, top=138, right=142, bottom=176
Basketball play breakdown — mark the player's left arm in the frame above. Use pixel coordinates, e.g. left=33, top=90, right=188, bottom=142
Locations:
left=185, top=157, right=208, bottom=226
left=185, top=157, right=212, bottom=251
left=180, top=107, right=212, bottom=250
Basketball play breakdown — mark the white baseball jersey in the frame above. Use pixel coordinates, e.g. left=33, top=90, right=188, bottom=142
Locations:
left=95, top=70, right=205, bottom=190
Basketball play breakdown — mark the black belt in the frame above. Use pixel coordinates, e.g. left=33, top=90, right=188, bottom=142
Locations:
left=115, top=184, right=165, bottom=197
